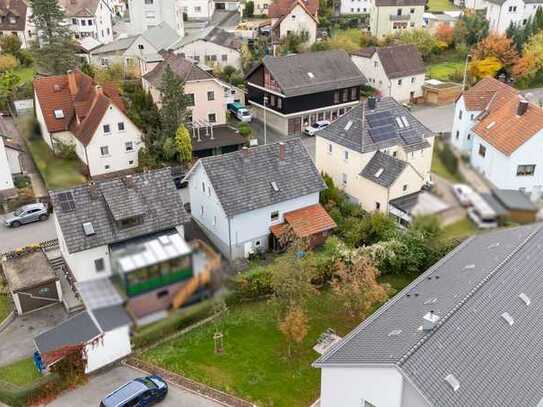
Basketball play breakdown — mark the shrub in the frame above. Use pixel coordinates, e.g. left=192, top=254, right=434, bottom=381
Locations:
left=55, top=142, right=77, bottom=160
left=238, top=122, right=252, bottom=137
left=438, top=142, right=459, bottom=175
left=227, top=266, right=274, bottom=303
left=0, top=54, right=17, bottom=73
left=13, top=175, right=31, bottom=189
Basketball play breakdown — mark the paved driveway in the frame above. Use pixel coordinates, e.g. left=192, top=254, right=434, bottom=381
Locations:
left=45, top=365, right=224, bottom=407
left=411, top=103, right=455, bottom=134
left=0, top=214, right=57, bottom=253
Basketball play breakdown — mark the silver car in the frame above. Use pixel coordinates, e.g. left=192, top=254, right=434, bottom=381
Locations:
left=4, top=203, right=49, bottom=228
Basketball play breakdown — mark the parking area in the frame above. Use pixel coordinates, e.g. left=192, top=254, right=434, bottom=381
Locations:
left=0, top=214, right=57, bottom=253
left=46, top=365, right=225, bottom=407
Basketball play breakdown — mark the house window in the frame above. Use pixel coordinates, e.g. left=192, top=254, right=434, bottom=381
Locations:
left=145, top=0, right=153, bottom=3
left=364, top=401, right=377, bottom=407
left=187, top=94, right=195, bottom=106
left=207, top=91, right=215, bottom=101
left=201, top=181, right=206, bottom=192
left=350, top=87, right=357, bottom=100
left=200, top=206, right=204, bottom=216
left=129, top=160, right=134, bottom=165
left=375, top=202, right=381, bottom=210
left=88, top=19, right=93, bottom=25
left=271, top=210, right=279, bottom=221
left=403, top=184, right=408, bottom=191
left=344, top=150, right=349, bottom=160
left=95, top=258, right=105, bottom=272
left=103, top=124, right=111, bottom=133
left=194, top=55, right=200, bottom=62
left=342, top=173, right=347, bottom=186
left=458, top=109, right=463, bottom=119
left=411, top=77, right=415, bottom=84
left=478, top=144, right=486, bottom=157
left=517, top=164, right=536, bottom=176
left=410, top=8, right=415, bottom=13
left=470, top=113, right=474, bottom=120
left=398, top=79, right=402, bottom=86
left=105, top=165, right=110, bottom=169
left=328, top=144, right=333, bottom=153
left=100, top=146, right=109, bottom=156
left=397, top=8, right=402, bottom=15
left=342, top=89, right=349, bottom=102
left=221, top=54, right=227, bottom=62
left=455, top=130, right=459, bottom=139
left=138, top=44, right=144, bottom=50
left=118, top=122, right=125, bottom=131
left=125, top=142, right=133, bottom=152
left=467, top=134, right=471, bottom=140
left=81, top=19, right=86, bottom=25
left=374, top=61, right=378, bottom=68
left=208, top=113, right=216, bottom=123
left=213, top=216, right=217, bottom=226
left=72, top=18, right=77, bottom=25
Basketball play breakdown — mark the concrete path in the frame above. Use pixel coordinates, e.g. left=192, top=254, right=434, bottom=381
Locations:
left=44, top=365, right=224, bottom=407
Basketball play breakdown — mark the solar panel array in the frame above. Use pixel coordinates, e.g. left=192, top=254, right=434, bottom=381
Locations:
left=369, top=125, right=396, bottom=143
left=367, top=111, right=392, bottom=128
left=57, top=191, right=76, bottom=212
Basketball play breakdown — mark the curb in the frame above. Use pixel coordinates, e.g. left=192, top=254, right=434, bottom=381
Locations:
left=0, top=310, right=15, bottom=334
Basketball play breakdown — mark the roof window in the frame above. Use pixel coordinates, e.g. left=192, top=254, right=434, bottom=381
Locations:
left=54, top=109, right=64, bottom=119
left=501, top=312, right=514, bottom=326
left=344, top=120, right=353, bottom=131
left=375, top=168, right=384, bottom=178
left=82, top=222, right=95, bottom=236
left=307, top=72, right=314, bottom=78
left=271, top=181, right=279, bottom=192
left=444, top=374, right=460, bottom=392
left=519, top=292, right=531, bottom=306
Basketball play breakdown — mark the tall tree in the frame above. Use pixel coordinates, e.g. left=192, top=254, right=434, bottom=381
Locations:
left=158, top=64, right=188, bottom=139
left=454, top=12, right=489, bottom=46
left=471, top=34, right=519, bottom=72
left=175, top=125, right=192, bottom=163
left=29, top=0, right=78, bottom=75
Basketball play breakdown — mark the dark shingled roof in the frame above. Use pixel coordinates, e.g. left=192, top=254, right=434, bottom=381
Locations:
left=252, top=50, right=366, bottom=97
left=353, top=45, right=425, bottom=79
left=143, top=52, right=213, bottom=88
left=191, top=125, right=247, bottom=152
left=187, top=139, right=326, bottom=217
left=93, top=305, right=132, bottom=331
left=0, top=0, right=27, bottom=31
left=360, top=151, right=407, bottom=187
left=315, top=223, right=543, bottom=407
left=50, top=168, right=190, bottom=254
left=492, top=189, right=538, bottom=212
left=318, top=98, right=433, bottom=154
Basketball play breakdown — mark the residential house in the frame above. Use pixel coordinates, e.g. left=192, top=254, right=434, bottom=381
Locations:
left=269, top=0, right=319, bottom=45
left=351, top=44, right=426, bottom=102
left=59, top=0, right=114, bottom=44
left=423, top=12, right=458, bottom=34
left=315, top=223, right=543, bottom=407
left=214, top=0, right=240, bottom=11
left=454, top=0, right=488, bottom=8
left=245, top=50, right=366, bottom=136
left=127, top=0, right=185, bottom=36
left=0, top=136, right=16, bottom=201
left=33, top=69, right=144, bottom=177
left=0, top=0, right=35, bottom=48
left=90, top=22, right=181, bottom=69
left=486, top=0, right=543, bottom=33
left=1, top=136, right=23, bottom=176
left=183, top=139, right=335, bottom=259
left=369, top=0, right=425, bottom=38
left=451, top=77, right=543, bottom=200
left=179, top=0, right=215, bottom=20
left=173, top=26, right=242, bottom=70
left=253, top=0, right=272, bottom=14
left=340, top=0, right=370, bottom=14
left=315, top=97, right=435, bottom=217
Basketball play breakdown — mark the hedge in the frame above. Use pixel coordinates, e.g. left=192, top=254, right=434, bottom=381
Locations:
left=0, top=373, right=60, bottom=407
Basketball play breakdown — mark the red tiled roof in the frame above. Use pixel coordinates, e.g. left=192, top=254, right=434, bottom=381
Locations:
left=33, top=70, right=126, bottom=146
left=269, top=0, right=319, bottom=18
left=462, top=77, right=517, bottom=111
left=271, top=204, right=336, bottom=238
left=473, top=95, right=543, bottom=156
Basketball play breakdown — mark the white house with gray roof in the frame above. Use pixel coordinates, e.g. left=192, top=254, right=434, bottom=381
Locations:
left=183, top=139, right=329, bottom=259
left=127, top=0, right=185, bottom=37
left=486, top=0, right=543, bottom=33
left=315, top=223, right=543, bottom=407
left=316, top=97, right=434, bottom=220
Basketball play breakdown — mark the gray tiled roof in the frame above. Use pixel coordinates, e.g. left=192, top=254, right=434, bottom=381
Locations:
left=315, top=223, right=543, bottom=407
left=173, top=26, right=241, bottom=50
left=190, top=139, right=326, bottom=217
left=317, top=98, right=433, bottom=154
left=93, top=305, right=132, bottom=331
left=353, top=45, right=425, bottom=79
left=34, top=312, right=101, bottom=354
left=257, top=50, right=366, bottom=97
left=50, top=168, right=190, bottom=254
left=360, top=151, right=407, bottom=187
left=141, top=22, right=180, bottom=51
left=91, top=35, right=138, bottom=55
left=492, top=189, right=538, bottom=212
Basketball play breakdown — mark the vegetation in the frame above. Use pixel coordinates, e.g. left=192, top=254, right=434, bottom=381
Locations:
left=0, top=290, right=12, bottom=322
left=432, top=141, right=463, bottom=182
left=427, top=60, right=465, bottom=81
left=427, top=0, right=459, bottom=12
left=311, top=29, right=376, bottom=54
left=442, top=217, right=477, bottom=240
left=175, top=125, right=192, bottom=163
left=0, top=358, right=41, bottom=388
left=243, top=0, right=254, bottom=18
left=470, top=34, right=518, bottom=78
left=238, top=122, right=252, bottom=137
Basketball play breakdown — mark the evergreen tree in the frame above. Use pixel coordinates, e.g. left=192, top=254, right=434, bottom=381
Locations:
left=175, top=125, right=192, bottom=164
left=29, top=0, right=78, bottom=74
left=158, top=64, right=188, bottom=139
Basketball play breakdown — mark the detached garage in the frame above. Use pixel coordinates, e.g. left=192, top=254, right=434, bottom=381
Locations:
left=2, top=251, right=62, bottom=315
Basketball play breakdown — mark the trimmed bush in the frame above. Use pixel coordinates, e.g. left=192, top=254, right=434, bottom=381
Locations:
left=227, top=266, right=274, bottom=304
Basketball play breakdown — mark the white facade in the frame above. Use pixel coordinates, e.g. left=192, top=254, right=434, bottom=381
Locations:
left=470, top=129, right=543, bottom=199
left=65, top=1, right=114, bottom=44
left=462, top=0, right=489, bottom=9
left=85, top=325, right=132, bottom=373
left=253, top=0, right=272, bottom=15
left=450, top=95, right=480, bottom=153
left=176, top=40, right=241, bottom=70
left=179, top=0, right=215, bottom=19
left=0, top=5, right=36, bottom=49
left=486, top=0, right=542, bottom=34
left=319, top=366, right=431, bottom=407
left=0, top=137, right=15, bottom=193
left=341, top=0, right=370, bottom=14
left=351, top=54, right=425, bottom=101
left=273, top=3, right=318, bottom=45
left=187, top=162, right=320, bottom=259
left=91, top=35, right=158, bottom=68
left=3, top=144, right=22, bottom=175
left=128, top=0, right=185, bottom=36
left=369, top=1, right=425, bottom=37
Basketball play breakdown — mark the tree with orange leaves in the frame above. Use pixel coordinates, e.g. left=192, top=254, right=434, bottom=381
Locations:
left=471, top=34, right=519, bottom=72
left=435, top=23, right=455, bottom=47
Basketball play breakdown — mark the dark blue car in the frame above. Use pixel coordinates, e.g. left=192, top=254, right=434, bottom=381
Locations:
left=100, top=375, right=168, bottom=407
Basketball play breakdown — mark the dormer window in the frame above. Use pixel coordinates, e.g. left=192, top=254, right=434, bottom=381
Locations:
left=116, top=215, right=144, bottom=229
left=54, top=109, right=64, bottom=119
left=9, top=17, right=16, bottom=24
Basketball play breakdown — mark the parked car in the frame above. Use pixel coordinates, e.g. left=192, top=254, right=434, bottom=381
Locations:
left=3, top=203, right=49, bottom=228
left=452, top=184, right=474, bottom=207
left=304, top=120, right=331, bottom=136
left=100, top=375, right=168, bottom=407
left=227, top=102, right=252, bottom=122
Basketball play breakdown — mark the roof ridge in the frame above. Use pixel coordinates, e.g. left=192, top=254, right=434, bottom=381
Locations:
left=397, top=223, right=543, bottom=366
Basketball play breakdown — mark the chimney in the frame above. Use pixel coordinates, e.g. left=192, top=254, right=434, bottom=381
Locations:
left=368, top=96, right=376, bottom=110
left=279, top=142, right=285, bottom=161
left=88, top=181, right=99, bottom=200
left=423, top=310, right=438, bottom=331
left=517, top=99, right=529, bottom=116
left=241, top=146, right=249, bottom=158
left=95, top=85, right=103, bottom=96
left=67, top=70, right=78, bottom=96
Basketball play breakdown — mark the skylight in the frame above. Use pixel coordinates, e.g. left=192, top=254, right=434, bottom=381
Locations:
left=395, top=117, right=404, bottom=128
left=401, top=116, right=409, bottom=127
left=375, top=168, right=384, bottom=178
left=82, top=222, right=95, bottom=236
left=388, top=329, right=402, bottom=337
left=486, top=121, right=496, bottom=129
left=463, top=264, right=476, bottom=270
left=445, top=374, right=460, bottom=392
left=271, top=181, right=279, bottom=192
left=54, top=109, right=64, bottom=119
left=307, top=72, right=314, bottom=78
left=344, top=120, right=353, bottom=131
left=501, top=312, right=514, bottom=326
left=519, top=292, right=531, bottom=306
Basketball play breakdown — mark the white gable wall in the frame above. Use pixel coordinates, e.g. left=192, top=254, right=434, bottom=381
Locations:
left=0, top=138, right=14, bottom=192
left=278, top=4, right=317, bottom=45
left=176, top=40, right=241, bottom=70
left=341, top=0, right=370, bottom=14
left=85, top=325, right=131, bottom=373
left=486, top=0, right=541, bottom=33
left=450, top=96, right=480, bottom=153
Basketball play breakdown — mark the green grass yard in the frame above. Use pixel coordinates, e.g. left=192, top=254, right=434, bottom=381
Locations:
left=141, top=275, right=414, bottom=407
left=0, top=295, right=12, bottom=323
left=0, top=358, right=41, bottom=387
left=431, top=146, right=463, bottom=183
left=427, top=0, right=459, bottom=11
left=14, top=67, right=35, bottom=84
left=442, top=217, right=477, bottom=240
left=427, top=61, right=464, bottom=82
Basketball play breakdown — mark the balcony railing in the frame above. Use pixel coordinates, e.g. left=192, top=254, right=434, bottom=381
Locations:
left=389, top=14, right=411, bottom=21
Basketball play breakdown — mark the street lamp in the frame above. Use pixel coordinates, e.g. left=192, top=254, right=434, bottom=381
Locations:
left=263, top=95, right=268, bottom=145
left=462, top=54, right=472, bottom=91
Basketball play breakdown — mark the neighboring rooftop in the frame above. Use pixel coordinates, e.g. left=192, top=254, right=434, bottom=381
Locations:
left=269, top=0, right=319, bottom=18
left=174, top=26, right=241, bottom=50
left=185, top=139, right=326, bottom=217
left=270, top=203, right=336, bottom=239
left=0, top=0, right=27, bottom=31
left=461, top=76, right=517, bottom=112
left=2, top=251, right=57, bottom=292
left=58, top=0, right=100, bottom=17
left=352, top=45, right=425, bottom=79
left=50, top=168, right=190, bottom=254
left=318, top=98, right=433, bottom=154
left=315, top=223, right=543, bottom=407
left=143, top=52, right=213, bottom=88
left=374, top=0, right=426, bottom=6
left=190, top=125, right=247, bottom=153
left=360, top=151, right=408, bottom=187
left=492, top=189, right=538, bottom=212
left=248, top=50, right=366, bottom=97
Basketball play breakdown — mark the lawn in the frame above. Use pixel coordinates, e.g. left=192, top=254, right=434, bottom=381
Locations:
left=442, top=217, right=477, bottom=240
left=141, top=278, right=414, bottom=407
left=427, top=0, right=459, bottom=11
left=431, top=146, right=463, bottom=183
left=427, top=61, right=464, bottom=82
left=0, top=358, right=41, bottom=388
left=25, top=135, right=87, bottom=190
left=0, top=293, right=12, bottom=323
